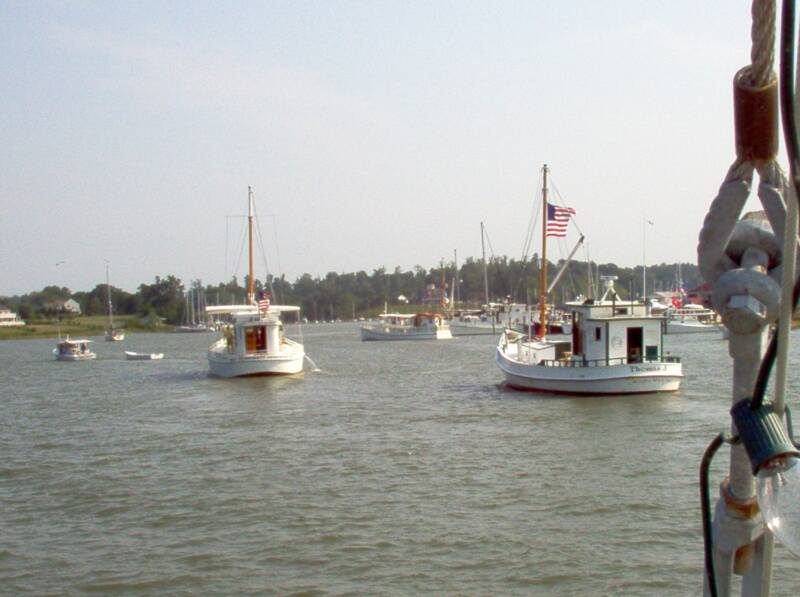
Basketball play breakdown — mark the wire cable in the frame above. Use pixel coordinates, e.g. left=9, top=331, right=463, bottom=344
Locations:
left=700, top=433, right=726, bottom=597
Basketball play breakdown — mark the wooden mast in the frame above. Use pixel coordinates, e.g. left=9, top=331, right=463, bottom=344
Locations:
left=538, top=164, right=549, bottom=339
left=247, top=186, right=255, bottom=305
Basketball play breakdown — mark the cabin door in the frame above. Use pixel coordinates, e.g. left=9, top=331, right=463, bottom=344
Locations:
left=627, top=327, right=643, bottom=363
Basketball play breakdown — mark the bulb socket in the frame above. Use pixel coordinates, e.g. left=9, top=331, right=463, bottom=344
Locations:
left=731, top=398, right=799, bottom=475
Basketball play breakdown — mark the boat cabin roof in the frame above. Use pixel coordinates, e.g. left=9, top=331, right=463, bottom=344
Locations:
left=207, top=304, right=301, bottom=315
left=58, top=338, right=92, bottom=345
left=566, top=299, right=662, bottom=322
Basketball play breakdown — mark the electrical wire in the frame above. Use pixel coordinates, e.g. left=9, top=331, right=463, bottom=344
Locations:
left=700, top=433, right=726, bottom=597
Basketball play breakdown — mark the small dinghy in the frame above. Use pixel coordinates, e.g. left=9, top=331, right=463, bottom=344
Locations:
left=125, top=351, right=164, bottom=361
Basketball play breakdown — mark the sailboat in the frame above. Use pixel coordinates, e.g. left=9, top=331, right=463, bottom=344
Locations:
left=207, top=187, right=305, bottom=377
left=449, top=222, right=500, bottom=336
left=105, top=264, right=124, bottom=341
left=176, top=283, right=210, bottom=332
left=495, top=165, right=683, bottom=395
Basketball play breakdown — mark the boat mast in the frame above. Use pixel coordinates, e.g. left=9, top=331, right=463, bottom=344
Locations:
left=247, top=186, right=255, bottom=305
left=538, top=164, right=549, bottom=338
left=453, top=249, right=458, bottom=307
left=481, top=222, right=489, bottom=306
left=106, top=263, right=113, bottom=330
left=642, top=218, right=646, bottom=300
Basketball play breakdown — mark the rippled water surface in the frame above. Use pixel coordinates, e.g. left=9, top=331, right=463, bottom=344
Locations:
left=3, top=325, right=800, bottom=595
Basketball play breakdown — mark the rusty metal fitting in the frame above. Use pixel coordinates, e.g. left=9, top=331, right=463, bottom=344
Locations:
left=734, top=66, right=778, bottom=162
left=721, top=478, right=760, bottom=518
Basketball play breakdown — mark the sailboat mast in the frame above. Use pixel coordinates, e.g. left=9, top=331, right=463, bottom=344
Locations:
left=481, top=222, right=489, bottom=306
left=539, top=164, right=549, bottom=338
left=247, top=186, right=255, bottom=305
left=106, top=263, right=113, bottom=329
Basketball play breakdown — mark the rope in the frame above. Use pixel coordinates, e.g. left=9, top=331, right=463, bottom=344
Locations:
left=750, top=0, right=776, bottom=87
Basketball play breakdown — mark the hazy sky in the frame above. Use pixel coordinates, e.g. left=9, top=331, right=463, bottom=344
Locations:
left=0, top=1, right=774, bottom=295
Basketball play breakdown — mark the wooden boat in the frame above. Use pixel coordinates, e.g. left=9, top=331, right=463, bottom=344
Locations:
left=664, top=305, right=719, bottom=334
left=54, top=338, right=96, bottom=361
left=495, top=165, right=683, bottom=395
left=206, top=187, right=304, bottom=377
left=360, top=312, right=452, bottom=340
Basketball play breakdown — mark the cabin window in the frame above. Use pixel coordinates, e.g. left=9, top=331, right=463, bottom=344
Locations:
left=595, top=327, right=601, bottom=341
left=645, top=345, right=659, bottom=361
left=245, top=326, right=267, bottom=352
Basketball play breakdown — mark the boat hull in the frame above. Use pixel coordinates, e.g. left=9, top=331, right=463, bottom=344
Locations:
left=495, top=348, right=682, bottom=395
left=125, top=351, right=163, bottom=361
left=360, top=325, right=452, bottom=341
left=207, top=339, right=304, bottom=377
left=449, top=322, right=498, bottom=336
left=54, top=352, right=96, bottom=361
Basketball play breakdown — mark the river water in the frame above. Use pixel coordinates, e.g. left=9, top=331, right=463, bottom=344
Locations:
left=2, top=325, right=800, bottom=595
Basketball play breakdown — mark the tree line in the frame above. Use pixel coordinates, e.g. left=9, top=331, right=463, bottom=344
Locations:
left=2, top=257, right=703, bottom=325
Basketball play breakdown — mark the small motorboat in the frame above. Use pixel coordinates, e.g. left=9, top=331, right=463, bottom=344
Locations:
left=124, top=351, right=164, bottom=361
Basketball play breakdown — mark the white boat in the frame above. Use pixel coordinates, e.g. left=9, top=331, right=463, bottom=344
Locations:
left=176, top=323, right=210, bottom=333
left=53, top=338, right=96, bottom=361
left=361, top=312, right=452, bottom=340
left=206, top=187, right=305, bottom=378
left=208, top=305, right=304, bottom=377
left=495, top=165, right=682, bottom=395
left=104, top=264, right=124, bottom=341
left=125, top=351, right=164, bottom=360
left=664, top=304, right=719, bottom=334
left=449, top=310, right=499, bottom=336
left=497, top=277, right=683, bottom=395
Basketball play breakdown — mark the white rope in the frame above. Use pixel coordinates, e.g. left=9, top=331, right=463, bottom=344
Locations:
left=750, top=0, right=776, bottom=86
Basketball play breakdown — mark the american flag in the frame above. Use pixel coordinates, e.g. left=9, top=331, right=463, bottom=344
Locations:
left=258, top=290, right=270, bottom=312
left=546, top=202, right=576, bottom=238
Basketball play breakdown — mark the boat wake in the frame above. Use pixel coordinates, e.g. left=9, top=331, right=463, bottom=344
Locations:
left=304, top=354, right=321, bottom=372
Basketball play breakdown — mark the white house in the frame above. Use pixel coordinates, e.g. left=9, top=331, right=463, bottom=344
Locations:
left=0, top=309, right=25, bottom=326
left=63, top=299, right=81, bottom=314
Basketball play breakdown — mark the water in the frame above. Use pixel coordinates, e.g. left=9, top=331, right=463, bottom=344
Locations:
left=2, top=325, right=800, bottom=595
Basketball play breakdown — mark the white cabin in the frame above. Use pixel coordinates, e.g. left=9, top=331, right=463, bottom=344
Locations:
left=569, top=299, right=666, bottom=365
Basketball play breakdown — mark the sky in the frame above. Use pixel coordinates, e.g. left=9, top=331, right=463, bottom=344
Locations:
left=0, top=1, right=778, bottom=295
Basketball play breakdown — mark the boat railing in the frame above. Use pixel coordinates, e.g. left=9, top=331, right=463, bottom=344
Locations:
left=528, top=355, right=681, bottom=367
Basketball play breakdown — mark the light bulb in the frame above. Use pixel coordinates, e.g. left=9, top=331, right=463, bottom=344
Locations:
left=757, top=455, right=800, bottom=556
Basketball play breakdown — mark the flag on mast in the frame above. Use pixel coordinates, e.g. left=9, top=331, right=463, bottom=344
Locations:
left=546, top=203, right=576, bottom=238
left=258, top=290, right=271, bottom=312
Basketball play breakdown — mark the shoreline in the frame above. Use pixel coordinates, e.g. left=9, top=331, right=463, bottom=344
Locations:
left=0, top=316, right=170, bottom=341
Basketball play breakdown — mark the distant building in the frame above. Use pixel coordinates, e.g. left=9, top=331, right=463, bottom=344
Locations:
left=0, top=308, right=25, bottom=327
left=685, top=282, right=713, bottom=307
left=63, top=299, right=81, bottom=314
left=422, top=283, right=448, bottom=306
